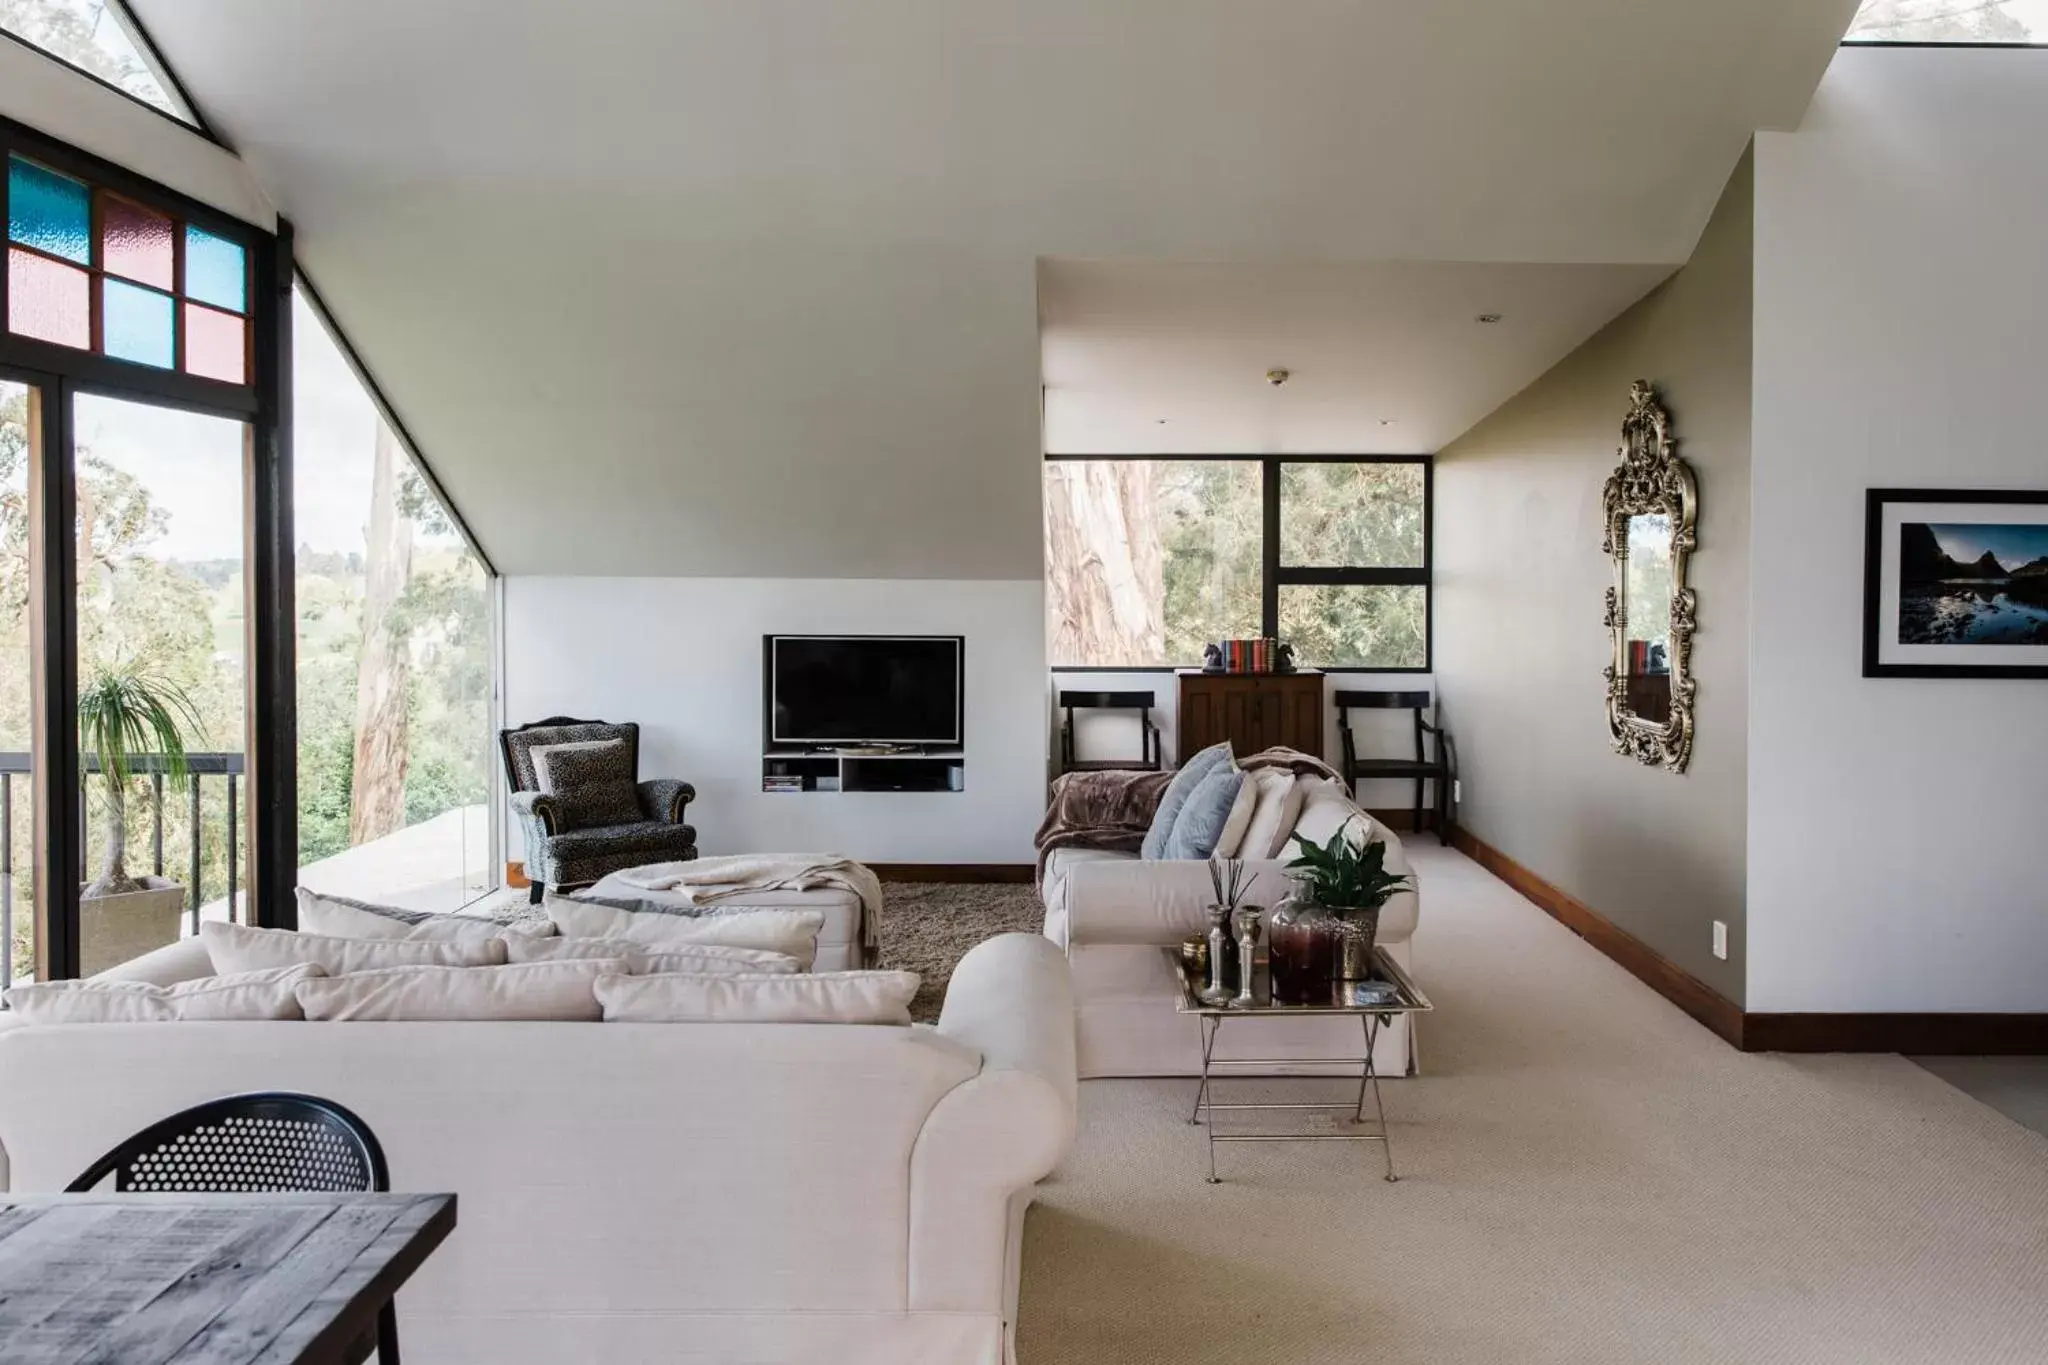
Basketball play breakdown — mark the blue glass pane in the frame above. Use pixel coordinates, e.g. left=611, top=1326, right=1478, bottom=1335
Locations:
left=7, top=157, right=91, bottom=264
left=184, top=225, right=246, bottom=313
left=103, top=279, right=175, bottom=369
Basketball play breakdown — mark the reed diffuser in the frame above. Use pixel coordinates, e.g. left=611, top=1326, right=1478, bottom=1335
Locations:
left=1198, top=858, right=1252, bottom=1006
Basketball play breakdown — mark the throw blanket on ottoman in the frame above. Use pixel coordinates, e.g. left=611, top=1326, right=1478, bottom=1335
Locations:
left=612, top=854, right=883, bottom=949
left=1034, top=747, right=1341, bottom=882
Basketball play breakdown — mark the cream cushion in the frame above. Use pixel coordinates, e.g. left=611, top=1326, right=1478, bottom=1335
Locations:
left=504, top=935, right=801, bottom=975
left=1291, top=776, right=1374, bottom=851
left=595, top=969, right=920, bottom=1025
left=295, top=961, right=608, bottom=1022
left=203, top=922, right=508, bottom=977
left=295, top=888, right=552, bottom=943
left=3, top=965, right=322, bottom=1023
left=1210, top=772, right=1261, bottom=858
left=1240, top=768, right=1308, bottom=859
left=550, top=900, right=825, bottom=968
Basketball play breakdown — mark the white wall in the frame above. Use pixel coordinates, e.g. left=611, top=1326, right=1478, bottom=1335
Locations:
left=1049, top=669, right=1441, bottom=816
left=1433, top=151, right=1754, bottom=1003
left=504, top=577, right=1047, bottom=865
left=1749, top=49, right=2048, bottom=1012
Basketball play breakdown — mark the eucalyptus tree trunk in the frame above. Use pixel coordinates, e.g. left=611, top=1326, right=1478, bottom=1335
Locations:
left=1042, top=461, right=1165, bottom=665
left=347, top=423, right=414, bottom=846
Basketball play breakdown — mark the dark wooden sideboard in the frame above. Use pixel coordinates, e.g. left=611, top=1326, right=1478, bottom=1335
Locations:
left=1176, top=668, right=1323, bottom=762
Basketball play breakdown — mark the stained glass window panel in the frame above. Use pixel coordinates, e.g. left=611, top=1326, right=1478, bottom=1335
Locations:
left=182, top=302, right=245, bottom=383
left=100, top=194, right=174, bottom=290
left=103, top=279, right=174, bottom=368
left=183, top=226, right=246, bottom=313
left=7, top=157, right=91, bottom=264
left=7, top=246, right=89, bottom=348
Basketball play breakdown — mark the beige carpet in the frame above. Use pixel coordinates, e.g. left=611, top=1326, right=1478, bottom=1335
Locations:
left=1017, top=845, right=2048, bottom=1364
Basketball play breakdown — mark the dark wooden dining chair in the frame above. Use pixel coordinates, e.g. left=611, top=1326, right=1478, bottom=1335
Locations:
left=68, top=1092, right=401, bottom=1363
left=1334, top=690, right=1456, bottom=845
left=1057, top=690, right=1162, bottom=774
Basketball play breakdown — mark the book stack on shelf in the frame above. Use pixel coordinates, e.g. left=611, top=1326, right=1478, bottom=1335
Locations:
left=1211, top=637, right=1282, bottom=674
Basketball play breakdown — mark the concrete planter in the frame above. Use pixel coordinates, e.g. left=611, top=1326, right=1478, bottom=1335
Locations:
left=79, top=877, right=187, bottom=977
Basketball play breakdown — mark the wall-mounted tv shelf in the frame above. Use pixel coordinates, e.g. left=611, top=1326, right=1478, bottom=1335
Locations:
left=762, top=750, right=965, bottom=794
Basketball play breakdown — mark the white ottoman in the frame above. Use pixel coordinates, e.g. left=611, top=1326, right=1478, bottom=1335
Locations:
left=582, top=872, right=873, bottom=972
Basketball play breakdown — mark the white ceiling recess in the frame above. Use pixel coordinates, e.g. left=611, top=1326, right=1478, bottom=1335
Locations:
left=1041, top=259, right=1675, bottom=455
left=130, top=0, right=1859, bottom=578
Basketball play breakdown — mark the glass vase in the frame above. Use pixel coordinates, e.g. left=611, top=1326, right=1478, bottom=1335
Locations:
left=1267, top=879, right=1341, bottom=1005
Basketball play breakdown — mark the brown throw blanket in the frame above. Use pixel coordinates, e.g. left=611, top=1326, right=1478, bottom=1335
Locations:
left=1034, top=747, right=1341, bottom=881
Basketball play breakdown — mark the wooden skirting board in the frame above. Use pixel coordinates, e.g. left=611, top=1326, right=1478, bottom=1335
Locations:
left=1449, top=827, right=2047, bottom=1055
left=510, top=860, right=1033, bottom=887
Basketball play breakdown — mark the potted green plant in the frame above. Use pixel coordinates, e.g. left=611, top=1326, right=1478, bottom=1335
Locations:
left=1268, top=821, right=1412, bottom=997
left=78, top=665, right=203, bottom=975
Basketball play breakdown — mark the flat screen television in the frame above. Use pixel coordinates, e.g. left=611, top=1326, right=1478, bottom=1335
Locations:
left=767, top=635, right=963, bottom=748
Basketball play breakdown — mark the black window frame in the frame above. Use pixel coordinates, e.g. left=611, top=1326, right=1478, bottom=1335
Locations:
left=1044, top=452, right=1434, bottom=674
left=0, top=110, right=292, bottom=979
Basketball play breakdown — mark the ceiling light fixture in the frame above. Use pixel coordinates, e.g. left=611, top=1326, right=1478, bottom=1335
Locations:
left=1266, top=368, right=1291, bottom=386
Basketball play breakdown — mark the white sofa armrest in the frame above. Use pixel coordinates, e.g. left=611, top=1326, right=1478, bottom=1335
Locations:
left=1063, top=854, right=1419, bottom=948
left=1062, top=857, right=1298, bottom=945
left=913, top=933, right=1076, bottom=1314
left=935, top=932, right=1077, bottom=1106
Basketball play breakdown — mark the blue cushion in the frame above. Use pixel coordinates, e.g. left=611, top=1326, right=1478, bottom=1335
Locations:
left=1164, top=766, right=1246, bottom=860
left=1141, top=741, right=1234, bottom=860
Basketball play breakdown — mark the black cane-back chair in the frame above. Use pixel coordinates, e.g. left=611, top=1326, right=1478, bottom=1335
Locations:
left=67, top=1092, right=402, bottom=1362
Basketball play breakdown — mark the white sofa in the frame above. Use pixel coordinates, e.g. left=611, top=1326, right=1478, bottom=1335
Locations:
left=0, top=933, right=1075, bottom=1365
left=1041, top=786, right=1420, bottom=1079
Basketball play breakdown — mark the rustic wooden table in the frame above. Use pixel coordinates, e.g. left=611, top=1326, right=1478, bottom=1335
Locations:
left=0, top=1192, right=455, bottom=1364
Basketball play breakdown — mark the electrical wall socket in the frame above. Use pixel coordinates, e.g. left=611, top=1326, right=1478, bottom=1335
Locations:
left=1453, top=780, right=1462, bottom=803
left=1711, top=921, right=1728, bottom=961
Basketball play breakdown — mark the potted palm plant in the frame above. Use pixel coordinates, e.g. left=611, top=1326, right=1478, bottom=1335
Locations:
left=1267, top=821, right=1412, bottom=999
left=78, top=665, right=203, bottom=975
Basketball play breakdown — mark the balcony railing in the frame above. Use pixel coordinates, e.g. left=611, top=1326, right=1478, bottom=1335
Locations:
left=0, top=752, right=245, bottom=986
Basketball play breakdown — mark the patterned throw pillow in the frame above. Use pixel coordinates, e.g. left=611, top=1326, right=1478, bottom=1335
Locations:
left=535, top=740, right=641, bottom=831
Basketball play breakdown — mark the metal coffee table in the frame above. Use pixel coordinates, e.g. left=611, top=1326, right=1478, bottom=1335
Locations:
left=1168, top=945, right=1433, bottom=1184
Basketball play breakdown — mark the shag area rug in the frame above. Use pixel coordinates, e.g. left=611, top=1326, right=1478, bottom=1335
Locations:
left=875, top=881, right=1044, bottom=1022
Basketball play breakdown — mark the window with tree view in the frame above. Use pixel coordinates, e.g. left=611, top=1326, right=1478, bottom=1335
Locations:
left=0, top=0, right=188, bottom=121
left=1044, top=456, right=1430, bottom=670
left=294, top=285, right=494, bottom=911
left=1846, top=1, right=2048, bottom=42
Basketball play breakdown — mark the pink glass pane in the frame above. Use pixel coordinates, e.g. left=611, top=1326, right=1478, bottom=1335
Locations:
left=101, top=194, right=174, bottom=290
left=182, top=301, right=246, bottom=383
left=7, top=246, right=89, bottom=349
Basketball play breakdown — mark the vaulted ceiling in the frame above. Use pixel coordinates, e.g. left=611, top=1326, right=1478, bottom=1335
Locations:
left=131, top=0, right=1859, bottom=578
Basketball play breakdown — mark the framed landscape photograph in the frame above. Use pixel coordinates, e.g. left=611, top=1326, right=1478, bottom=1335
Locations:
left=1863, top=489, right=2048, bottom=679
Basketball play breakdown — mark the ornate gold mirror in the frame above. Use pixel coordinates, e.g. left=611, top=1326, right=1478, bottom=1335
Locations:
left=1602, top=381, right=1697, bottom=772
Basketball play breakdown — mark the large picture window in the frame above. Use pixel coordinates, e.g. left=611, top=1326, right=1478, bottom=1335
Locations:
left=293, top=283, right=495, bottom=912
left=1044, top=455, right=1431, bottom=671
left=1, top=115, right=281, bottom=982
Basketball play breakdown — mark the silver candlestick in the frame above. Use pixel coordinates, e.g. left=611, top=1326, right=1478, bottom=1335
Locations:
left=1198, top=902, right=1236, bottom=1006
left=1232, top=905, right=1264, bottom=1008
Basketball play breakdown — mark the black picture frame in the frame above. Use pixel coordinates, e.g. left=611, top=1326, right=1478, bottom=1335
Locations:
left=1863, top=488, right=2048, bottom=679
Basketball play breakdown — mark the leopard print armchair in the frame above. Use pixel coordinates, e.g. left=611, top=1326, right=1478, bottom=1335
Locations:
left=500, top=717, right=697, bottom=903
